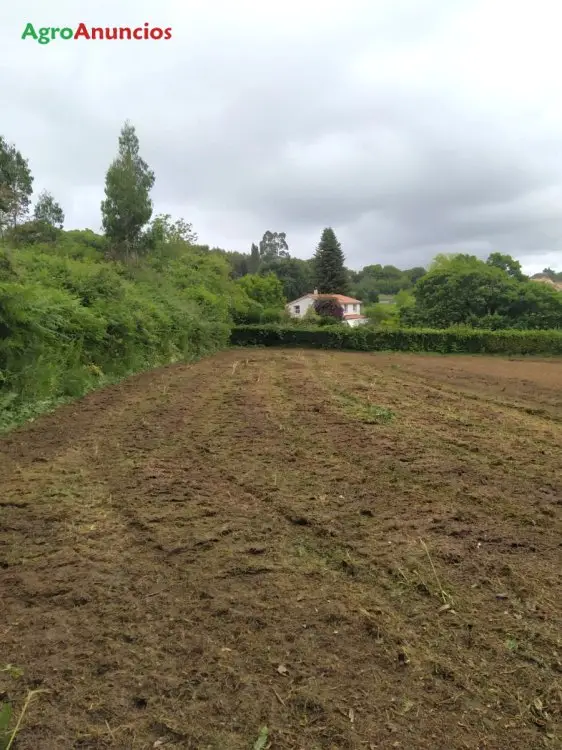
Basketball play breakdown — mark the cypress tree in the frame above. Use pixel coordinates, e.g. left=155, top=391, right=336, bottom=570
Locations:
left=248, top=243, right=261, bottom=273
left=313, top=227, right=349, bottom=294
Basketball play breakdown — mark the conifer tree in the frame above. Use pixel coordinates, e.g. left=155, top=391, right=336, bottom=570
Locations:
left=313, top=227, right=348, bottom=294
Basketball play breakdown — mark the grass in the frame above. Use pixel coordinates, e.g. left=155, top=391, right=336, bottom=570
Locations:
left=0, top=691, right=48, bottom=750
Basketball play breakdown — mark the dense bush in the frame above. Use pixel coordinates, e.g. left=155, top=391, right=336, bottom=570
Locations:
left=0, top=234, right=238, bottom=429
left=230, top=324, right=562, bottom=355
left=313, top=296, right=344, bottom=320
left=404, top=254, right=562, bottom=330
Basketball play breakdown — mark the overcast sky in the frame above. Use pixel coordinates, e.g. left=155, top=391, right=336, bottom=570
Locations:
left=2, top=0, right=562, bottom=273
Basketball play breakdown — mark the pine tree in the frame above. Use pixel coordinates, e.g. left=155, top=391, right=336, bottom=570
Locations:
left=0, top=135, right=33, bottom=233
left=101, top=121, right=155, bottom=257
left=34, top=190, right=64, bottom=228
left=313, top=227, right=349, bottom=294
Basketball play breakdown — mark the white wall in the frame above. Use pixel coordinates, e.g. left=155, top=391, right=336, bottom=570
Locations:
left=286, top=295, right=315, bottom=318
left=287, top=297, right=365, bottom=321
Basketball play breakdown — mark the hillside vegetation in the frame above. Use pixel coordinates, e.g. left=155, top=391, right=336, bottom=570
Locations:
left=1, top=121, right=562, bottom=431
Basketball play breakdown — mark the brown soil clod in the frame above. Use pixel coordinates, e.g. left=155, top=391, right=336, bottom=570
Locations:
left=1, top=349, right=561, bottom=749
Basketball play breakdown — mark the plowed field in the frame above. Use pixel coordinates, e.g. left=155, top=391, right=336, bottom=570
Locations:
left=1, top=349, right=561, bottom=749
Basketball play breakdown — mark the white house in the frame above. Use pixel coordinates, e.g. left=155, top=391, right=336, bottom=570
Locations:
left=286, top=290, right=368, bottom=327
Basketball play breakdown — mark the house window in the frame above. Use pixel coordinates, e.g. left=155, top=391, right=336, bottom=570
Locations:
left=353, top=304, right=357, bottom=312
left=294, top=305, right=300, bottom=314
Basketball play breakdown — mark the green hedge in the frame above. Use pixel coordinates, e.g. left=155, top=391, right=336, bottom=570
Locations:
left=230, top=324, right=562, bottom=355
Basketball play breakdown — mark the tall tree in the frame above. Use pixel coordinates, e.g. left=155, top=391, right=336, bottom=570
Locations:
left=259, top=231, right=289, bottom=260
left=101, top=121, right=155, bottom=257
left=313, top=227, right=349, bottom=294
left=248, top=242, right=261, bottom=273
left=0, top=135, right=33, bottom=233
left=33, top=189, right=64, bottom=228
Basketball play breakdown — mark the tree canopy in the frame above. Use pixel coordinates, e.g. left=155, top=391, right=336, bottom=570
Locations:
left=101, top=121, right=155, bottom=257
left=313, top=227, right=348, bottom=294
left=34, top=190, right=65, bottom=228
left=0, top=135, right=33, bottom=233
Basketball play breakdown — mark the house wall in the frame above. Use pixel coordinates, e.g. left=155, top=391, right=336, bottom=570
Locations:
left=286, top=296, right=315, bottom=318
left=286, top=297, right=364, bottom=319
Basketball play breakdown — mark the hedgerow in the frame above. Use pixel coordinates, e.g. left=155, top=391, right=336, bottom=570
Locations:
left=0, top=235, right=235, bottom=431
left=230, top=324, right=562, bottom=355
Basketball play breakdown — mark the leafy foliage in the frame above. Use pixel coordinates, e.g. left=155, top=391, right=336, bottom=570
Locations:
left=33, top=190, right=64, bottom=228
left=259, top=257, right=314, bottom=301
left=402, top=253, right=562, bottom=329
left=0, top=228, right=248, bottom=430
left=101, top=121, right=155, bottom=257
left=231, top=324, right=562, bottom=355
left=4, top=220, right=61, bottom=247
left=0, top=136, right=33, bottom=232
left=259, top=230, right=289, bottom=260
left=237, top=272, right=286, bottom=308
left=349, top=264, right=425, bottom=299
left=313, top=296, right=344, bottom=320
left=145, top=213, right=198, bottom=247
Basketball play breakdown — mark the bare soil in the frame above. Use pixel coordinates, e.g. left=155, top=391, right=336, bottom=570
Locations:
left=1, top=349, right=561, bottom=750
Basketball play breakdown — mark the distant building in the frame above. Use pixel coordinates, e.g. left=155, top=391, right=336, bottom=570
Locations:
left=286, top=290, right=368, bottom=327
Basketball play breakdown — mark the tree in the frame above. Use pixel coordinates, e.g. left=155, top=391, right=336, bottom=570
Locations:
left=101, top=121, right=155, bottom=257
left=237, top=272, right=286, bottom=308
left=406, top=255, right=518, bottom=328
left=248, top=243, right=261, bottom=273
left=259, top=231, right=289, bottom=260
left=33, top=190, right=64, bottom=228
left=313, top=227, right=348, bottom=294
left=399, top=253, right=562, bottom=329
left=313, top=296, right=344, bottom=321
left=260, top=257, right=314, bottom=301
left=147, top=213, right=198, bottom=245
left=486, top=252, right=526, bottom=281
left=0, top=135, right=33, bottom=233
left=225, top=251, right=250, bottom=278
left=404, top=266, right=427, bottom=285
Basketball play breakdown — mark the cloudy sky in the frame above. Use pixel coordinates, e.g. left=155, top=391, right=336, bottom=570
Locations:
left=2, top=0, right=562, bottom=273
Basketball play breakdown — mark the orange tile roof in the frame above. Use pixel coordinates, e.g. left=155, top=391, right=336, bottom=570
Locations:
left=311, top=293, right=362, bottom=304
left=343, top=313, right=367, bottom=320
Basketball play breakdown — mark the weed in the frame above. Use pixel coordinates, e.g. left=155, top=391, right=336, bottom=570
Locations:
left=0, top=690, right=48, bottom=750
left=253, top=725, right=269, bottom=750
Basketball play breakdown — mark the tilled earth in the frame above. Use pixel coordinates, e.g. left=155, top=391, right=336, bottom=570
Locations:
left=1, top=349, right=561, bottom=750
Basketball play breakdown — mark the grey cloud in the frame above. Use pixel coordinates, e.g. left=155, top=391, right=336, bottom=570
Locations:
left=2, top=0, right=562, bottom=271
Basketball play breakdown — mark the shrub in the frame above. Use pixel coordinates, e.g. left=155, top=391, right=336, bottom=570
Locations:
left=230, top=324, right=562, bottom=355
left=313, top=297, right=344, bottom=320
left=0, top=233, right=234, bottom=431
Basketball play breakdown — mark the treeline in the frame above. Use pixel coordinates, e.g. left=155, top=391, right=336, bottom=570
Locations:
left=222, top=229, right=562, bottom=331
left=224, top=229, right=426, bottom=302
left=1, top=119, right=561, bottom=429
left=0, top=122, right=289, bottom=429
